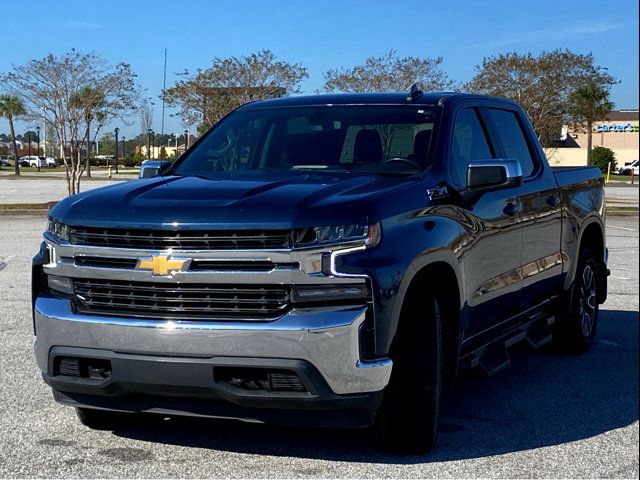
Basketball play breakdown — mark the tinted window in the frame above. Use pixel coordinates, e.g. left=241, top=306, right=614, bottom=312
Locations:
left=451, top=108, right=493, bottom=186
left=487, top=109, right=536, bottom=176
left=173, top=106, right=440, bottom=177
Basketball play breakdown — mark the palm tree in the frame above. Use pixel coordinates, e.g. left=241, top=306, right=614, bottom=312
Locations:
left=569, top=84, right=613, bottom=166
left=0, top=94, right=26, bottom=175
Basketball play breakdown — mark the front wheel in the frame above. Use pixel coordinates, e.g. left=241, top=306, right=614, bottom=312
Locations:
left=376, top=293, right=443, bottom=453
left=553, top=248, right=600, bottom=352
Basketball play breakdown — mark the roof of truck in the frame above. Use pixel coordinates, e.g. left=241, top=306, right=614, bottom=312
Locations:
left=238, top=92, right=475, bottom=110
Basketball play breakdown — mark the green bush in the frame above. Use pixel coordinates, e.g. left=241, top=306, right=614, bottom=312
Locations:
left=591, top=146, right=616, bottom=174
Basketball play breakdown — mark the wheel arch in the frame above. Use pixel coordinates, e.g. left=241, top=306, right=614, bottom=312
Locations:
left=389, top=254, right=463, bottom=381
left=576, top=219, right=607, bottom=303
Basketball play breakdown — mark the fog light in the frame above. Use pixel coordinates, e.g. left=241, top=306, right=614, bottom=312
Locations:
left=47, top=275, right=74, bottom=294
left=291, top=284, right=370, bottom=304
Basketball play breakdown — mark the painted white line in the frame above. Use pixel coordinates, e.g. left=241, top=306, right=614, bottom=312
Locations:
left=608, top=225, right=636, bottom=231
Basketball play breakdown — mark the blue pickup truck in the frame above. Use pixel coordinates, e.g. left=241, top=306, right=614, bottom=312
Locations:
left=33, top=90, right=608, bottom=453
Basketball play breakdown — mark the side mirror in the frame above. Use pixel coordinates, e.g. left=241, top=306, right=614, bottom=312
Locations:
left=467, top=159, right=523, bottom=190
left=159, top=162, right=173, bottom=175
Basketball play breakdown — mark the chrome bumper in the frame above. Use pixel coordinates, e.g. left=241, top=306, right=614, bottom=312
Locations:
left=34, top=296, right=392, bottom=395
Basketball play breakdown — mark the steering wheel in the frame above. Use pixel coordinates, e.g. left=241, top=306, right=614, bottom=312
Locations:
left=382, top=157, right=421, bottom=169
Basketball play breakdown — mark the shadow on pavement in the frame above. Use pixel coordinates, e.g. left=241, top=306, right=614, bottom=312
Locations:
left=113, top=309, right=639, bottom=464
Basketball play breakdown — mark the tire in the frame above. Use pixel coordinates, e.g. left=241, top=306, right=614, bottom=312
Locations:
left=75, top=407, right=133, bottom=430
left=376, top=292, right=443, bottom=453
left=554, top=247, right=600, bottom=353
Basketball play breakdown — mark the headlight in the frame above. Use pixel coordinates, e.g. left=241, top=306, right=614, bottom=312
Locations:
left=46, top=218, right=69, bottom=243
left=293, top=223, right=380, bottom=248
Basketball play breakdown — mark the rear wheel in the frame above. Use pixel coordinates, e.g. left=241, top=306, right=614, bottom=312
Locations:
left=376, top=292, right=443, bottom=453
left=554, top=248, right=600, bottom=352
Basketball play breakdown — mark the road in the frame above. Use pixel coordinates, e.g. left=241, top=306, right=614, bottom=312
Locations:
left=0, top=177, right=135, bottom=204
left=0, top=215, right=637, bottom=478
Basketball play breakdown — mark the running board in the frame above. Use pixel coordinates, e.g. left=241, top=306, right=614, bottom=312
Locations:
left=459, top=314, right=556, bottom=376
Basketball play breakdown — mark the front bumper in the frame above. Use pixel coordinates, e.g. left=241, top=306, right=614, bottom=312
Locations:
left=34, top=296, right=391, bottom=422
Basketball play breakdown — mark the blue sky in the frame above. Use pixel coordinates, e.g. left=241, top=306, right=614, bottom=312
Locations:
left=2, top=0, right=638, bottom=137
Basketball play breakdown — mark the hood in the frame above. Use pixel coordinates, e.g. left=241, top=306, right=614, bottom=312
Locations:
left=50, top=171, right=418, bottom=229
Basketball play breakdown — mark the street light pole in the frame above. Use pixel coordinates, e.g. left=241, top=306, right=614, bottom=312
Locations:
left=184, top=129, right=189, bottom=153
left=36, top=126, right=41, bottom=172
left=114, top=127, right=119, bottom=174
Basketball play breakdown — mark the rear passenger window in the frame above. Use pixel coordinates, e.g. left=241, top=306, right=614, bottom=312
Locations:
left=486, top=109, right=536, bottom=177
left=451, top=108, right=494, bottom=187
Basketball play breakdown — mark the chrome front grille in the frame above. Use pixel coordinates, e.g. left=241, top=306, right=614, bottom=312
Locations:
left=73, top=279, right=290, bottom=320
left=68, top=227, right=292, bottom=250
left=74, top=256, right=299, bottom=272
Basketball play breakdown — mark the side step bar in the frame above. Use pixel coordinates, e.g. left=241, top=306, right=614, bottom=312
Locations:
left=459, top=314, right=555, bottom=376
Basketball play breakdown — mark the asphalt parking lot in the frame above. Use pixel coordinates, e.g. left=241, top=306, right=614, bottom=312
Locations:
left=0, top=215, right=637, bottom=478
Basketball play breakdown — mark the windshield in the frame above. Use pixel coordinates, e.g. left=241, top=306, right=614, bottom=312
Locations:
left=173, top=105, right=440, bottom=177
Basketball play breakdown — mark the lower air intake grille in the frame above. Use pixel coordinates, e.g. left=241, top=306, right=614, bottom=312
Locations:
left=73, top=279, right=290, bottom=320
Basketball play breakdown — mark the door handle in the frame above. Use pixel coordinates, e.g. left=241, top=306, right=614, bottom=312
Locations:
left=546, top=194, right=560, bottom=207
left=503, top=199, right=520, bottom=216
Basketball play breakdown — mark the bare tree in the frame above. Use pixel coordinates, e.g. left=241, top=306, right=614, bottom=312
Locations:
left=140, top=102, right=154, bottom=134
left=322, top=50, right=456, bottom=93
left=164, top=50, right=308, bottom=133
left=465, top=49, right=617, bottom=148
left=1, top=50, right=141, bottom=194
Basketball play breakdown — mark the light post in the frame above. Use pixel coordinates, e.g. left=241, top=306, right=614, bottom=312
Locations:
left=184, top=129, right=189, bottom=153
left=114, top=127, right=119, bottom=173
left=35, top=126, right=41, bottom=172
left=94, top=128, right=99, bottom=156
left=121, top=137, right=126, bottom=163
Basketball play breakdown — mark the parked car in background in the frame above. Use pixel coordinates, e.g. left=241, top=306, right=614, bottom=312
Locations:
left=139, top=160, right=171, bottom=178
left=20, top=155, right=47, bottom=168
left=43, top=157, right=57, bottom=168
left=0, top=155, right=12, bottom=167
left=618, top=159, right=639, bottom=176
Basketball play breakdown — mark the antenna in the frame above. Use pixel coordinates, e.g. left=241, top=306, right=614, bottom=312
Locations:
left=161, top=48, right=167, bottom=138
left=407, top=83, right=423, bottom=102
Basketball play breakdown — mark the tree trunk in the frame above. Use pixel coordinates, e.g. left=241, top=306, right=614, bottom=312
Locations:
left=85, top=121, right=91, bottom=178
left=9, top=116, right=20, bottom=176
left=586, top=121, right=593, bottom=166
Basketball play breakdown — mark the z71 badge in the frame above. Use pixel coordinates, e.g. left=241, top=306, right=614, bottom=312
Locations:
left=426, top=186, right=449, bottom=201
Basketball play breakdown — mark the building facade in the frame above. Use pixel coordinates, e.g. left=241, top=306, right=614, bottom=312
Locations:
left=548, top=109, right=639, bottom=168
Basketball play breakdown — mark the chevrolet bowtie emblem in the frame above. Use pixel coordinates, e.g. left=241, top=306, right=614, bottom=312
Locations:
left=136, top=255, right=192, bottom=276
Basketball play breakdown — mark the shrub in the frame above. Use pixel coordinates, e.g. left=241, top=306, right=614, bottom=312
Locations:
left=591, top=146, right=616, bottom=174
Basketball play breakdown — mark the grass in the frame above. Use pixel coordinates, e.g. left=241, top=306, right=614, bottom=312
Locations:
left=607, top=207, right=639, bottom=216
left=0, top=202, right=57, bottom=211
left=607, top=173, right=638, bottom=184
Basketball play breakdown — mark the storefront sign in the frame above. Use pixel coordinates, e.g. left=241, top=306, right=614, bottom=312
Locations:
left=595, top=123, right=639, bottom=133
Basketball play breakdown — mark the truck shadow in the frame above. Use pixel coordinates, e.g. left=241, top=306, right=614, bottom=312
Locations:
left=113, top=309, right=638, bottom=464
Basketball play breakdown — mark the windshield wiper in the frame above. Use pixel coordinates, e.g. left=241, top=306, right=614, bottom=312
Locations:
left=290, top=165, right=349, bottom=172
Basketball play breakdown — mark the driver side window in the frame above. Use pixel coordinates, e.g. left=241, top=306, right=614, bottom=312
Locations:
left=451, top=108, right=494, bottom=187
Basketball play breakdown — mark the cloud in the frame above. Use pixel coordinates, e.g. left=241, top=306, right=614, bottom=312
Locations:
left=470, top=20, right=616, bottom=49
left=66, top=20, right=102, bottom=30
